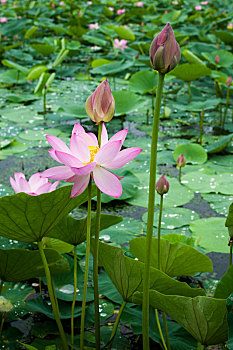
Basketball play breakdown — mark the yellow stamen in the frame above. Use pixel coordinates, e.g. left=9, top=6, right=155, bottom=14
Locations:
left=84, top=146, right=99, bottom=165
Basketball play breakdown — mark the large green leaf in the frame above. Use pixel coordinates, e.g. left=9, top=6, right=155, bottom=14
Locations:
left=1, top=59, right=29, bottom=74
left=227, top=294, right=233, bottom=349
left=97, top=242, right=205, bottom=302
left=90, top=60, right=133, bottom=75
left=129, top=237, right=213, bottom=277
left=128, top=70, right=157, bottom=94
left=214, top=264, right=233, bottom=299
left=133, top=291, right=228, bottom=346
left=170, top=63, right=211, bottom=81
left=190, top=217, right=228, bottom=253
left=205, top=134, right=233, bottom=154
left=47, top=213, right=123, bottom=246
left=173, top=143, right=207, bottom=164
left=113, top=90, right=145, bottom=116
left=114, top=26, right=135, bottom=41
left=0, top=248, right=69, bottom=282
left=0, top=185, right=96, bottom=243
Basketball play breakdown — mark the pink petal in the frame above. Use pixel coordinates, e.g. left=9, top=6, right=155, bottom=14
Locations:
left=18, top=177, right=30, bottom=193
left=35, top=183, right=53, bottom=195
left=101, top=123, right=108, bottom=146
left=103, top=147, right=142, bottom=169
left=55, top=151, right=83, bottom=167
left=71, top=162, right=96, bottom=176
left=48, top=149, right=63, bottom=163
left=94, top=140, right=122, bottom=165
left=70, top=135, right=91, bottom=163
left=85, top=132, right=98, bottom=146
left=29, top=173, right=46, bottom=191
left=42, top=166, right=75, bottom=180
left=92, top=166, right=122, bottom=197
left=49, top=181, right=59, bottom=191
left=72, top=123, right=85, bottom=135
left=10, top=177, right=20, bottom=193
left=71, top=175, right=90, bottom=197
left=109, top=129, right=128, bottom=145
left=14, top=172, right=25, bottom=182
left=46, top=135, right=70, bottom=153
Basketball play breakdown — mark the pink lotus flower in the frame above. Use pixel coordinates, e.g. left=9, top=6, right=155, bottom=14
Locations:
left=215, top=55, right=220, bottom=64
left=117, top=9, right=126, bottom=15
left=156, top=175, right=169, bottom=196
left=10, top=172, right=59, bottom=196
left=195, top=5, right=202, bottom=10
left=42, top=123, right=142, bottom=198
left=51, top=3, right=55, bottom=8
left=1, top=0, right=7, bottom=4
left=0, top=17, right=7, bottom=23
left=114, top=38, right=128, bottom=51
left=227, top=23, right=233, bottom=30
left=18, top=15, right=22, bottom=19
left=135, top=2, right=143, bottom=7
left=227, top=76, right=232, bottom=86
left=108, top=7, right=114, bottom=11
left=176, top=154, right=186, bottom=168
left=200, top=0, right=208, bottom=4
left=59, top=1, right=64, bottom=5
left=89, top=22, right=99, bottom=30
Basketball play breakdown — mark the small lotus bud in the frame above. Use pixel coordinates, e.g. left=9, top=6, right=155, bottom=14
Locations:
left=176, top=154, right=186, bottom=168
left=85, top=79, right=115, bottom=124
left=150, top=23, right=181, bottom=74
left=156, top=174, right=169, bottom=196
left=226, top=76, right=232, bottom=86
left=215, top=55, right=220, bottom=64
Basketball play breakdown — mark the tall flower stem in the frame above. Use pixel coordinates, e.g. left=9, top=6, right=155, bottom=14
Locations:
left=80, top=180, right=92, bottom=350
left=223, top=87, right=230, bottom=128
left=179, top=167, right=182, bottom=183
left=230, top=242, right=232, bottom=266
left=107, top=301, right=127, bottom=349
left=71, top=244, right=77, bottom=345
left=93, top=122, right=103, bottom=349
left=157, top=194, right=171, bottom=350
left=155, top=309, right=167, bottom=350
left=0, top=312, right=6, bottom=337
left=37, top=241, right=69, bottom=350
left=142, top=72, right=165, bottom=350
left=0, top=279, right=4, bottom=295
left=157, top=195, right=163, bottom=270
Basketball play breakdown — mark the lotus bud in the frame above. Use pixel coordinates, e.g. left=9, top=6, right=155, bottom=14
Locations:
left=156, top=174, right=169, bottom=196
left=176, top=154, right=186, bottom=168
left=228, top=226, right=233, bottom=239
left=150, top=22, right=181, bottom=74
left=226, top=76, right=232, bottom=86
left=215, top=55, right=220, bottom=64
left=85, top=79, right=115, bottom=124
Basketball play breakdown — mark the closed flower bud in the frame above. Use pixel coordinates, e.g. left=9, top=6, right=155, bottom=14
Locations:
left=85, top=79, right=115, bottom=124
left=150, top=23, right=181, bottom=74
left=156, top=174, right=169, bottom=196
left=226, top=76, right=232, bottom=86
left=176, top=154, right=186, bottom=168
left=228, top=226, right=233, bottom=239
left=215, top=55, right=220, bottom=64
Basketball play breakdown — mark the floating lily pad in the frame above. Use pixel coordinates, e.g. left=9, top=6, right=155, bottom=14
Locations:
left=190, top=217, right=228, bottom=253
left=205, top=134, right=233, bottom=154
left=173, top=143, right=207, bottom=165
left=142, top=207, right=199, bottom=230
left=113, top=91, right=146, bottom=116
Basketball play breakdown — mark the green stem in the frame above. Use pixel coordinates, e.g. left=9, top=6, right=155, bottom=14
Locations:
left=43, top=91, right=47, bottom=118
left=230, top=242, right=232, bottom=266
left=71, top=245, right=77, bottom=345
left=93, top=122, right=102, bottom=350
left=142, top=72, right=165, bottom=350
left=0, top=280, right=4, bottom=295
left=39, top=277, right=42, bottom=296
left=37, top=241, right=69, bottom=350
left=107, top=301, right=127, bottom=349
left=188, top=82, right=191, bottom=104
left=0, top=312, right=6, bottom=337
left=158, top=195, right=163, bottom=270
left=223, top=87, right=230, bottom=127
left=200, top=106, right=204, bottom=145
left=155, top=310, right=167, bottom=350
left=80, top=180, right=92, bottom=350
left=179, top=167, right=182, bottom=183
left=162, top=313, right=171, bottom=350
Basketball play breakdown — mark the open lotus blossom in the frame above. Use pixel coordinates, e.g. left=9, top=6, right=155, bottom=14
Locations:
left=227, top=23, right=233, bottom=30
left=0, top=17, right=7, bottom=23
left=89, top=22, right=99, bottom=30
left=135, top=1, right=143, bottom=7
left=195, top=5, right=202, bottom=10
left=10, top=172, right=59, bottom=195
left=117, top=9, right=125, bottom=15
left=42, top=123, right=142, bottom=198
left=114, top=38, right=128, bottom=51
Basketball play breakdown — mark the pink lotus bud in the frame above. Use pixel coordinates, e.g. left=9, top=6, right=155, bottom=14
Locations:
left=156, top=175, right=169, bottom=196
left=85, top=79, right=115, bottom=124
left=176, top=154, right=186, bottom=168
left=226, top=76, right=232, bottom=86
left=0, top=17, right=8, bottom=23
left=215, top=55, right=220, bottom=64
left=150, top=23, right=181, bottom=74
